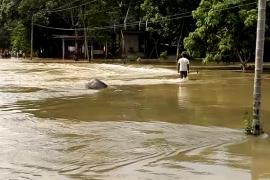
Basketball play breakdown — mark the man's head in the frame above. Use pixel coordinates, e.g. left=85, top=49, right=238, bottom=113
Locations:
left=181, top=51, right=188, bottom=58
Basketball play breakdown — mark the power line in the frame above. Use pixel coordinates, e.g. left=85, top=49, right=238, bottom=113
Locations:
left=35, top=10, right=195, bottom=31
left=35, top=1, right=257, bottom=32
left=47, top=0, right=97, bottom=13
left=49, top=0, right=85, bottom=12
left=46, top=0, right=143, bottom=20
left=49, top=6, right=122, bottom=20
left=34, top=24, right=75, bottom=31
left=34, top=13, right=194, bottom=31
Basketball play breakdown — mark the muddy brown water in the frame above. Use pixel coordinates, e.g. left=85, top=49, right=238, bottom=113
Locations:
left=0, top=58, right=270, bottom=180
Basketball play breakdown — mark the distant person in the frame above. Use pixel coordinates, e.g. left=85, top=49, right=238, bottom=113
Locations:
left=177, top=52, right=190, bottom=79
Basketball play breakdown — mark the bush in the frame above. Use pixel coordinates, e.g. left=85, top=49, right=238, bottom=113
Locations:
left=11, top=22, right=30, bottom=54
left=243, top=112, right=252, bottom=135
left=160, top=51, right=168, bottom=60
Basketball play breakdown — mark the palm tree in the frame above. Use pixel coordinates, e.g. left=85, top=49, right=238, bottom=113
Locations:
left=252, top=0, right=266, bottom=135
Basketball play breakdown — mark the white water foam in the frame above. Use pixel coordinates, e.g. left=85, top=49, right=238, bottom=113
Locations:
left=0, top=62, right=185, bottom=105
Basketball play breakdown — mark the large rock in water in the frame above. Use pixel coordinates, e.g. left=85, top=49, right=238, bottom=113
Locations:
left=86, top=79, right=108, bottom=90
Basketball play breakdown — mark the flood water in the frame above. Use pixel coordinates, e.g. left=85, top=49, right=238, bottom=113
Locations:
left=0, top=58, right=270, bottom=180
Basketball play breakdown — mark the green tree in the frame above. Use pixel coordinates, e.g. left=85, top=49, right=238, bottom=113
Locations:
left=0, top=0, right=20, bottom=49
left=1, top=0, right=200, bottom=58
left=11, top=21, right=30, bottom=52
left=0, top=0, right=49, bottom=51
left=184, top=0, right=257, bottom=71
left=0, top=26, right=10, bottom=48
left=141, top=0, right=199, bottom=58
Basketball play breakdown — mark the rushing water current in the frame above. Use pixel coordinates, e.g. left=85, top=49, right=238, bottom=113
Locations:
left=0, top=58, right=270, bottom=180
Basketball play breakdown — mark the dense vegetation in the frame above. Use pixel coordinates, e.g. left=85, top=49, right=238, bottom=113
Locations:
left=184, top=0, right=268, bottom=70
left=0, top=0, right=269, bottom=66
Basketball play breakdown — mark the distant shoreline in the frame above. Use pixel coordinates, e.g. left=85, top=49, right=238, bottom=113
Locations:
left=2, top=57, right=270, bottom=71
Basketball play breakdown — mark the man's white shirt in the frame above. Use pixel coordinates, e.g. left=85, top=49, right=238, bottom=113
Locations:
left=178, top=57, right=189, bottom=71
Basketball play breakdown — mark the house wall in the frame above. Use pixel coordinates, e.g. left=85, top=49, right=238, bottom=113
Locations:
left=125, top=35, right=139, bottom=53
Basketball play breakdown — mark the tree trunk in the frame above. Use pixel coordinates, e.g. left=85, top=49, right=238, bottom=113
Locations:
left=30, top=15, right=34, bottom=60
left=154, top=39, right=159, bottom=58
left=91, top=40, right=94, bottom=60
left=82, top=7, right=89, bottom=61
left=241, top=64, right=246, bottom=72
left=121, top=30, right=126, bottom=59
left=124, top=4, right=130, bottom=31
left=150, top=39, right=159, bottom=58
left=122, top=4, right=130, bottom=62
left=236, top=50, right=251, bottom=73
left=84, top=28, right=89, bottom=61
left=176, top=21, right=185, bottom=61
left=237, top=52, right=247, bottom=73
left=75, top=29, right=78, bottom=57
left=105, top=40, right=108, bottom=59
left=252, top=0, right=266, bottom=135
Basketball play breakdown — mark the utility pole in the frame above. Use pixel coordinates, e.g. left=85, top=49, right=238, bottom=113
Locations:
left=176, top=21, right=185, bottom=61
left=252, top=0, right=266, bottom=135
left=122, top=3, right=130, bottom=61
left=82, top=6, right=89, bottom=61
left=91, top=39, right=94, bottom=60
left=105, top=39, right=108, bottom=59
left=84, top=27, right=89, bottom=61
left=30, top=15, right=34, bottom=60
left=123, top=3, right=130, bottom=31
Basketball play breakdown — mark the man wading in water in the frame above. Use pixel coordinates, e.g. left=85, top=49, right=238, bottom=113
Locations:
left=177, top=52, right=190, bottom=79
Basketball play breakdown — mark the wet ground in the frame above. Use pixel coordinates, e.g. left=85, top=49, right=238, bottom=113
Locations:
left=0, top=58, right=270, bottom=180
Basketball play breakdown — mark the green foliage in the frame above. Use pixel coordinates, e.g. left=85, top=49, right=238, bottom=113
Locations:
left=0, top=26, right=10, bottom=48
left=141, top=0, right=198, bottom=41
left=0, top=0, right=17, bottom=23
left=184, top=0, right=257, bottom=66
left=2, top=0, right=267, bottom=62
left=11, top=22, right=30, bottom=53
left=0, top=0, right=199, bottom=55
left=243, top=112, right=252, bottom=135
left=160, top=50, right=168, bottom=60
